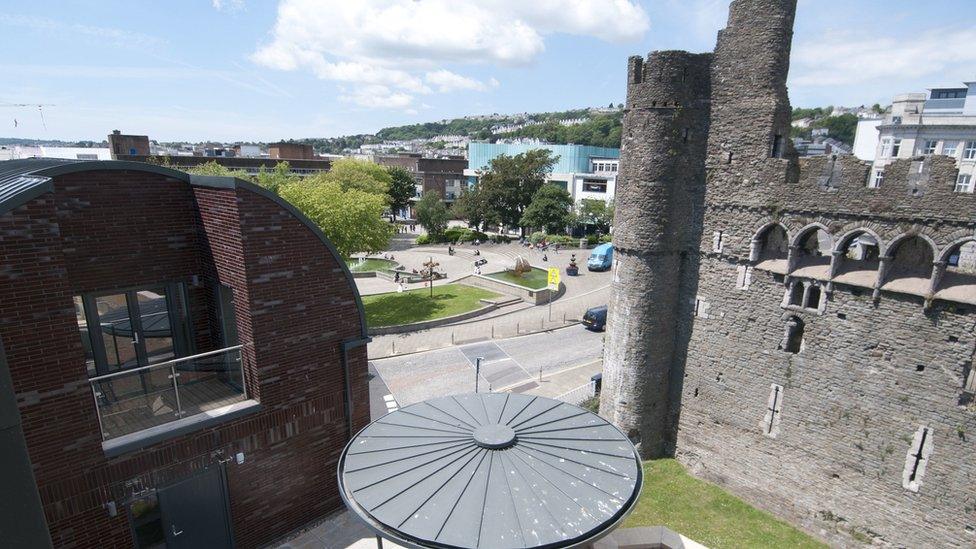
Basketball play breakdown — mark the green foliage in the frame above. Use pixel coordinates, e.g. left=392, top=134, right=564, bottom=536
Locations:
left=386, top=166, right=416, bottom=220
left=185, top=160, right=248, bottom=178
left=319, top=157, right=391, bottom=196
left=791, top=107, right=830, bottom=121
left=485, top=268, right=549, bottom=290
left=478, top=149, right=558, bottom=233
left=529, top=231, right=546, bottom=244
left=625, top=459, right=827, bottom=549
left=443, top=227, right=488, bottom=243
left=500, top=113, right=623, bottom=148
left=288, top=135, right=380, bottom=154
left=362, top=284, right=500, bottom=327
left=254, top=162, right=297, bottom=194
left=576, top=198, right=614, bottom=232
left=811, top=113, right=859, bottom=145
left=520, top=184, right=574, bottom=233
left=415, top=234, right=438, bottom=245
left=452, top=185, right=496, bottom=231
left=415, top=191, right=449, bottom=237
left=277, top=179, right=393, bottom=258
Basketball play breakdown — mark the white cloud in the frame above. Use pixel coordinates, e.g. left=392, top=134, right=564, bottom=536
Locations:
left=425, top=70, right=490, bottom=93
left=212, top=0, right=246, bottom=12
left=252, top=0, right=649, bottom=110
left=791, top=27, right=976, bottom=88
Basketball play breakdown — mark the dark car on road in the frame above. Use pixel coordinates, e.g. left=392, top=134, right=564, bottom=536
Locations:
left=582, top=305, right=608, bottom=331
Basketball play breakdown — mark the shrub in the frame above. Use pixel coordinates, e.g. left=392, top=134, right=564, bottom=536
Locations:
left=416, top=234, right=446, bottom=245
left=586, top=234, right=599, bottom=246
left=529, top=231, right=547, bottom=244
left=547, top=234, right=577, bottom=245
left=599, top=234, right=613, bottom=243
left=443, top=227, right=490, bottom=243
left=490, top=234, right=513, bottom=243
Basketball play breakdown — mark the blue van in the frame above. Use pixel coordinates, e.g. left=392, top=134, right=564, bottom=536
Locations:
left=587, top=243, right=613, bottom=271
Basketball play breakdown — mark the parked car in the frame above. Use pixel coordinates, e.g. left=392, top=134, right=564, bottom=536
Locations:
left=582, top=305, right=608, bottom=331
left=587, top=243, right=613, bottom=271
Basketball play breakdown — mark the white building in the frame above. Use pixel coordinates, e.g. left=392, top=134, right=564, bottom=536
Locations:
left=0, top=145, right=112, bottom=161
left=854, top=83, right=976, bottom=193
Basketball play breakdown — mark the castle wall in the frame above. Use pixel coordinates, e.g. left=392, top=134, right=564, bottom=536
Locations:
left=609, top=0, right=976, bottom=545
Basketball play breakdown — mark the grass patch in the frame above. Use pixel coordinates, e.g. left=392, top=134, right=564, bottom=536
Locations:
left=362, top=284, right=501, bottom=327
left=484, top=267, right=550, bottom=289
left=346, top=258, right=398, bottom=272
left=625, top=459, right=826, bottom=549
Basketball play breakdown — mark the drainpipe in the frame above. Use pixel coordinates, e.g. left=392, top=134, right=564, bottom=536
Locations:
left=0, top=340, right=53, bottom=548
left=340, top=337, right=372, bottom=440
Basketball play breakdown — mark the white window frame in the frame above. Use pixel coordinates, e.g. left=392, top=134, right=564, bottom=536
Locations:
left=955, top=174, right=974, bottom=193
left=869, top=169, right=884, bottom=188
left=923, top=140, right=937, bottom=155
left=891, top=138, right=902, bottom=157
left=965, top=141, right=976, bottom=160
left=880, top=138, right=892, bottom=158
left=943, top=141, right=958, bottom=157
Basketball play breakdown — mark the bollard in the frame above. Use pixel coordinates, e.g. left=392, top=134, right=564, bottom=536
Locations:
left=516, top=322, right=520, bottom=334
left=392, top=340, right=395, bottom=355
left=491, top=324, right=495, bottom=339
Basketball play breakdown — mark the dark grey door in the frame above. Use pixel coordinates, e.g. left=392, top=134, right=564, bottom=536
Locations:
left=158, top=466, right=233, bottom=549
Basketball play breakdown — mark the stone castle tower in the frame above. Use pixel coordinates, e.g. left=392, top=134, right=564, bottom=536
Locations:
left=602, top=0, right=798, bottom=456
left=603, top=0, right=976, bottom=545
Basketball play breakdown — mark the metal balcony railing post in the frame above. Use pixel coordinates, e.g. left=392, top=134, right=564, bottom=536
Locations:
left=90, top=380, right=107, bottom=440
left=238, top=349, right=248, bottom=400
left=170, top=363, right=183, bottom=418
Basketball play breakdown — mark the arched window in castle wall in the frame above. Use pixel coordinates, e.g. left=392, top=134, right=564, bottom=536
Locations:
left=884, top=236, right=935, bottom=294
left=754, top=224, right=789, bottom=273
left=793, top=227, right=832, bottom=279
left=833, top=230, right=882, bottom=288
left=933, top=239, right=976, bottom=303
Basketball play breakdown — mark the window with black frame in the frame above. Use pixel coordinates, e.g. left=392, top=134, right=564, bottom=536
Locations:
left=73, top=282, right=194, bottom=378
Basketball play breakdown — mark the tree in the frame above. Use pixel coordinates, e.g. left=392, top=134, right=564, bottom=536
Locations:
left=320, top=157, right=391, bottom=195
left=255, top=161, right=297, bottom=194
left=386, top=166, right=416, bottom=221
left=478, top=149, right=558, bottom=236
left=278, top=179, right=393, bottom=258
left=415, top=191, right=449, bottom=238
left=577, top=198, right=614, bottom=232
left=520, top=184, right=574, bottom=233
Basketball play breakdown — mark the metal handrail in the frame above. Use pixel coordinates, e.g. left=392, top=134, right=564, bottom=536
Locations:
left=88, top=345, right=244, bottom=382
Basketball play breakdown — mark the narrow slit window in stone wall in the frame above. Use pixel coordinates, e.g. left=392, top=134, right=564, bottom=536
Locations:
left=781, top=316, right=804, bottom=354
left=713, top=231, right=724, bottom=253
left=902, top=426, right=934, bottom=492
left=763, top=384, right=784, bottom=438
left=789, top=282, right=804, bottom=306
left=805, top=285, right=821, bottom=309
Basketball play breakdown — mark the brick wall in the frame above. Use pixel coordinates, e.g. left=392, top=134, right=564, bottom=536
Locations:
left=0, top=169, right=367, bottom=548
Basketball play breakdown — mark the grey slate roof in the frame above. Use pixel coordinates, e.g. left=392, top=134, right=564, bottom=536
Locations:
left=338, top=393, right=643, bottom=549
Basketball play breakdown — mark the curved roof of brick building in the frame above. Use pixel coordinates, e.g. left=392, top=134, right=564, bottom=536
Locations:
left=0, top=157, right=369, bottom=338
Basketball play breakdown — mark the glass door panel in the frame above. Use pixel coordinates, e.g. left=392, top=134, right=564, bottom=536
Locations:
left=94, top=293, right=140, bottom=372
left=136, top=289, right=175, bottom=364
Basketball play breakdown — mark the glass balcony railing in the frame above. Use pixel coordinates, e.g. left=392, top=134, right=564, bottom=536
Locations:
left=89, top=346, right=247, bottom=441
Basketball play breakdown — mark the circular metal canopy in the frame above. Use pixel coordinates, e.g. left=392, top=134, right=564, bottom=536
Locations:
left=338, top=393, right=642, bottom=549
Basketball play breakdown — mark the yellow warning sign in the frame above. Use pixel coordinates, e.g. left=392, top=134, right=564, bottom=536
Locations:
left=547, top=267, right=560, bottom=287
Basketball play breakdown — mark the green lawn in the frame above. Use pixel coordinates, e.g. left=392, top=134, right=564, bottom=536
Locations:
left=345, top=258, right=398, bottom=272
left=485, top=267, right=550, bottom=289
left=362, top=284, right=501, bottom=327
left=625, top=459, right=826, bottom=549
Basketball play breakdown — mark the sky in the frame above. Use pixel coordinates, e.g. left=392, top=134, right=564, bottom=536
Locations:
left=1, top=0, right=974, bottom=142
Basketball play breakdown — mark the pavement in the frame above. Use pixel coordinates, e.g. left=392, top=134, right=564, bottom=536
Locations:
left=368, top=324, right=604, bottom=409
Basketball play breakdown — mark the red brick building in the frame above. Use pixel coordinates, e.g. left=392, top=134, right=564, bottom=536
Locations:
left=0, top=159, right=369, bottom=548
left=374, top=154, right=467, bottom=216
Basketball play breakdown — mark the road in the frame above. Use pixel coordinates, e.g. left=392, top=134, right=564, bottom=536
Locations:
left=367, top=324, right=605, bottom=418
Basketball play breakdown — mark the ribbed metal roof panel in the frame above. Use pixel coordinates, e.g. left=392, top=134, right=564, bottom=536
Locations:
left=338, top=393, right=642, bottom=549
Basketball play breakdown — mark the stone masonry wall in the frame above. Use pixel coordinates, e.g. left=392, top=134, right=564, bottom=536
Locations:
left=608, top=0, right=976, bottom=545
